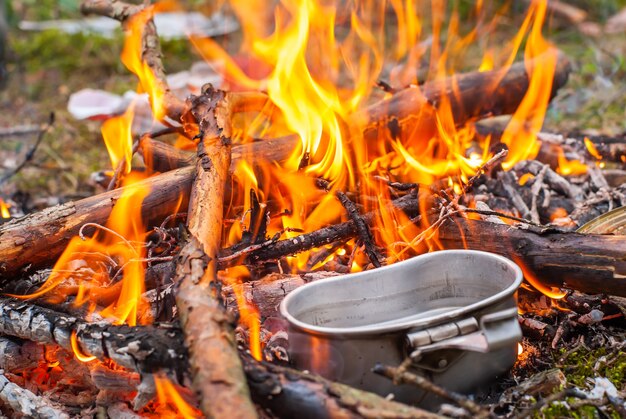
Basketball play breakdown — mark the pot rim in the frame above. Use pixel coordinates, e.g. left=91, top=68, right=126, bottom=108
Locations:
left=279, top=250, right=523, bottom=337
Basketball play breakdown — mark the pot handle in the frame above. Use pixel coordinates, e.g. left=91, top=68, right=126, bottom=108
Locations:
left=405, top=307, right=521, bottom=361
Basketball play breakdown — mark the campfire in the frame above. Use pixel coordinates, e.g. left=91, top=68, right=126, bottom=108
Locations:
left=0, top=0, right=625, bottom=417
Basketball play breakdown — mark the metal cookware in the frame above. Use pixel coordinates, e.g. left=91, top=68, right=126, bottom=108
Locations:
left=280, top=250, right=523, bottom=406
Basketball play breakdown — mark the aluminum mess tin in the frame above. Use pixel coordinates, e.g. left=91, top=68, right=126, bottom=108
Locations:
left=280, top=250, right=523, bottom=406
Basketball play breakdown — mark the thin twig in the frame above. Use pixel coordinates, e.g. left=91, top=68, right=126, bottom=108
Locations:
left=317, top=179, right=383, bottom=268
left=0, top=113, right=54, bottom=186
left=530, top=164, right=549, bottom=224
left=78, top=222, right=138, bottom=256
left=373, top=363, right=491, bottom=418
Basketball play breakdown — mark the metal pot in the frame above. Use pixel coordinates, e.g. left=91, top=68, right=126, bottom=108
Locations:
left=280, top=250, right=523, bottom=406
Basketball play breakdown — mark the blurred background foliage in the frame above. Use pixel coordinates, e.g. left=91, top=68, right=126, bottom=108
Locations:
left=0, top=0, right=624, bottom=200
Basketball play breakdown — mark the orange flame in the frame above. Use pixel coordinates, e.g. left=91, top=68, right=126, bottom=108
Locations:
left=501, top=0, right=557, bottom=169
left=584, top=137, right=602, bottom=160
left=153, top=374, right=201, bottom=419
left=556, top=149, right=588, bottom=176
left=207, top=0, right=564, bottom=273
left=121, top=5, right=166, bottom=121
left=102, top=104, right=135, bottom=173
left=513, top=255, right=566, bottom=299
left=221, top=266, right=262, bottom=360
left=0, top=198, right=10, bottom=219
left=70, top=331, right=97, bottom=362
left=15, top=174, right=152, bottom=326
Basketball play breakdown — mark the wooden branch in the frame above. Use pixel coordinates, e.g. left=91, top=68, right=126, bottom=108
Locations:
left=243, top=356, right=441, bottom=419
left=221, top=193, right=626, bottom=297
left=0, top=167, right=193, bottom=280
left=80, top=0, right=186, bottom=121
left=436, top=217, right=626, bottom=297
left=222, top=271, right=338, bottom=319
left=174, top=87, right=257, bottom=418
left=362, top=51, right=571, bottom=144
left=139, top=137, right=194, bottom=172
left=0, top=297, right=187, bottom=376
left=0, top=135, right=298, bottom=280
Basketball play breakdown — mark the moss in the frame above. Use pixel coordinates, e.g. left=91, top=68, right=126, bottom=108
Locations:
left=526, top=347, right=626, bottom=418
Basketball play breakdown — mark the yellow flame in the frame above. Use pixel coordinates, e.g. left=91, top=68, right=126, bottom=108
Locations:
left=222, top=266, right=262, bottom=361
left=16, top=174, right=152, bottom=326
left=121, top=6, right=166, bottom=121
left=584, top=137, right=602, bottom=160
left=557, top=149, right=588, bottom=176
left=102, top=104, right=134, bottom=173
left=0, top=198, right=10, bottom=219
left=501, top=0, right=557, bottom=169
left=153, top=374, right=201, bottom=419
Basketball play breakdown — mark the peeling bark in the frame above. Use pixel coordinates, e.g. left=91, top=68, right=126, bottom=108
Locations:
left=174, top=87, right=257, bottom=418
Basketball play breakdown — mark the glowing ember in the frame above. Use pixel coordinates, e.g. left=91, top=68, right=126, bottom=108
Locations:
left=517, top=342, right=523, bottom=356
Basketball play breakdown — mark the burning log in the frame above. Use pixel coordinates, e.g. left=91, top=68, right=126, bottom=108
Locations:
left=220, top=192, right=626, bottom=297
left=0, top=297, right=187, bottom=376
left=0, top=136, right=299, bottom=280
left=435, top=217, right=626, bottom=297
left=0, top=296, right=437, bottom=418
left=139, top=134, right=299, bottom=173
left=174, top=88, right=257, bottom=418
left=138, top=136, right=194, bottom=172
left=0, top=372, right=69, bottom=419
left=222, top=272, right=338, bottom=319
left=363, top=50, right=571, bottom=143
left=0, top=166, right=193, bottom=280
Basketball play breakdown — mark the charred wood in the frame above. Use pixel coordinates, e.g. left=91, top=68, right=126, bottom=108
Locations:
left=0, top=297, right=187, bottom=376
left=0, top=135, right=299, bottom=280
left=363, top=51, right=571, bottom=145
left=222, top=272, right=338, bottom=319
left=174, top=87, right=257, bottom=418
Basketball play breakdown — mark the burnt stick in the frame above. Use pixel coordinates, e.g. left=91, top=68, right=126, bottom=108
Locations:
left=80, top=0, right=186, bottom=121
left=0, top=296, right=187, bottom=376
left=317, top=179, right=383, bottom=267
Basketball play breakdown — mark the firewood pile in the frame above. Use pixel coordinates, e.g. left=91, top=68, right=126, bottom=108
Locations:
left=0, top=0, right=624, bottom=418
